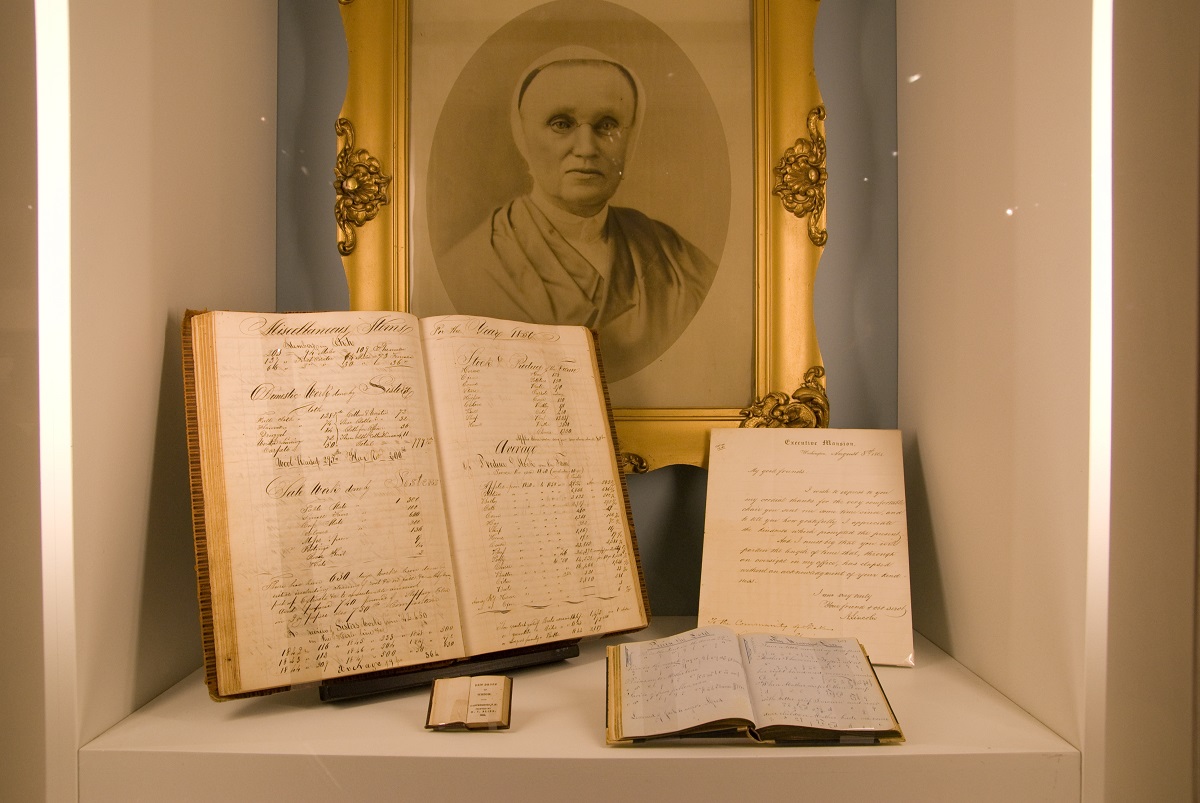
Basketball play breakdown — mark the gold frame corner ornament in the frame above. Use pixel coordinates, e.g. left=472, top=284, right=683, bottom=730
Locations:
left=741, top=366, right=829, bottom=429
left=333, top=117, right=393, bottom=258
left=617, top=452, right=650, bottom=475
left=772, top=105, right=828, bottom=248
left=337, top=0, right=828, bottom=471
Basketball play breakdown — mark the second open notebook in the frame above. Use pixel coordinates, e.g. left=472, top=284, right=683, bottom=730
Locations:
left=184, top=310, right=649, bottom=699
left=606, top=625, right=903, bottom=745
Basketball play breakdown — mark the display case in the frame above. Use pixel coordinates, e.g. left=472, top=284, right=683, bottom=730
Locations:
left=21, top=2, right=1199, bottom=801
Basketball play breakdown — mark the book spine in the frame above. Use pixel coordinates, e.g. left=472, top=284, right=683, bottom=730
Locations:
left=181, top=310, right=222, bottom=699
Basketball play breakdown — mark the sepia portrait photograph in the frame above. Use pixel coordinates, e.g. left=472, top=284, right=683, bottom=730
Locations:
left=409, top=0, right=755, bottom=409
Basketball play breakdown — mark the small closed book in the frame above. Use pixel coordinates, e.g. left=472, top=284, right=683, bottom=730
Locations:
left=606, top=625, right=902, bottom=745
left=183, top=310, right=649, bottom=699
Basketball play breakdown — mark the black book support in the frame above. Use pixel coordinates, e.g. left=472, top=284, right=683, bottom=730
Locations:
left=317, top=642, right=580, bottom=702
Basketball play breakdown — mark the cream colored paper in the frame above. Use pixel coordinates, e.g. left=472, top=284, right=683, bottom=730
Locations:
left=428, top=676, right=474, bottom=726
left=198, top=311, right=466, bottom=693
left=419, top=316, right=646, bottom=655
left=697, top=428, right=914, bottom=667
left=615, top=626, right=755, bottom=739
left=740, top=633, right=897, bottom=731
left=461, top=675, right=509, bottom=726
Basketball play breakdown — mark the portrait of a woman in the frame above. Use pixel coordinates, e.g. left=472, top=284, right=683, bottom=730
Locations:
left=436, top=48, right=719, bottom=381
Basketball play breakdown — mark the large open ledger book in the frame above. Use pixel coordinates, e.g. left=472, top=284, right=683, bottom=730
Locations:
left=606, top=625, right=903, bottom=745
left=697, top=428, right=914, bottom=666
left=183, top=310, right=649, bottom=699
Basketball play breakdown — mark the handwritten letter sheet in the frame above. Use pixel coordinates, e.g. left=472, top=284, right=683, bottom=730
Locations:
left=697, top=428, right=914, bottom=666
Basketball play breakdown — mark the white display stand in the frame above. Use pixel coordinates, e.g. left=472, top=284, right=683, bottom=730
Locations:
left=80, top=618, right=1076, bottom=803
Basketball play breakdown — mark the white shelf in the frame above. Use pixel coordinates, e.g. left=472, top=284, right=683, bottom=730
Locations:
left=80, top=617, right=1077, bottom=803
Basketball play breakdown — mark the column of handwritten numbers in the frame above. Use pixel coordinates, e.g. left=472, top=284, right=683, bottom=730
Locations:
left=595, top=476, right=632, bottom=594
left=551, top=366, right=571, bottom=435
left=519, top=363, right=570, bottom=602
left=529, top=364, right=550, bottom=435
left=399, top=492, right=432, bottom=659
left=542, top=362, right=595, bottom=605
left=402, top=493, right=424, bottom=552
left=568, top=469, right=597, bottom=597
left=550, top=364, right=611, bottom=612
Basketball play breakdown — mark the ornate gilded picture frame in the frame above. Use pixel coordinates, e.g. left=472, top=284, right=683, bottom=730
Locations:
left=335, top=0, right=828, bottom=472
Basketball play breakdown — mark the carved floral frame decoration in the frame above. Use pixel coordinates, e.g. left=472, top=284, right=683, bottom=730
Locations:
left=335, top=0, right=828, bottom=471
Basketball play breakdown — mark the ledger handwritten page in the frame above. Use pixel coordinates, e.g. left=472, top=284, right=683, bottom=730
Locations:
left=616, top=626, right=756, bottom=739
left=697, top=428, right=914, bottom=666
left=195, top=311, right=466, bottom=693
left=740, top=634, right=898, bottom=733
left=419, top=316, right=646, bottom=655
